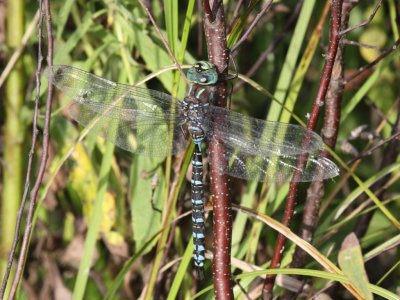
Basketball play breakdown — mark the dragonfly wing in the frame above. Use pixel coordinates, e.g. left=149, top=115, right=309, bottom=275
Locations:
left=51, top=65, right=186, bottom=156
left=211, top=144, right=339, bottom=182
left=207, top=106, right=324, bottom=157
left=51, top=65, right=182, bottom=114
left=205, top=106, right=339, bottom=182
left=67, top=101, right=188, bottom=156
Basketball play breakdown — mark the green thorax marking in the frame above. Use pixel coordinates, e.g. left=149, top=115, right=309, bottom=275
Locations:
left=187, top=61, right=218, bottom=86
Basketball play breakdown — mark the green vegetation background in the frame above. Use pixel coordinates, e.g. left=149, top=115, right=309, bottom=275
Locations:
left=0, top=1, right=399, bottom=299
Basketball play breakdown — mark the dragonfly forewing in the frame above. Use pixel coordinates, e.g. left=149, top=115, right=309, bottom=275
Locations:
left=51, top=65, right=187, bottom=156
left=207, top=106, right=325, bottom=157
left=205, top=106, right=339, bottom=182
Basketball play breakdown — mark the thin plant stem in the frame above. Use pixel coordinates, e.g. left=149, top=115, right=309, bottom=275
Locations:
left=230, top=0, right=273, bottom=54
left=6, top=0, right=54, bottom=298
left=203, top=1, right=233, bottom=299
left=262, top=1, right=344, bottom=298
left=340, top=0, right=382, bottom=35
left=137, top=0, right=188, bottom=81
left=281, top=1, right=357, bottom=298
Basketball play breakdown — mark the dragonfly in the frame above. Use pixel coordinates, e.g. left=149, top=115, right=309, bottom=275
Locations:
left=50, top=61, right=339, bottom=279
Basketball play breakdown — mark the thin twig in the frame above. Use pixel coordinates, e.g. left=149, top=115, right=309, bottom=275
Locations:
left=282, top=2, right=357, bottom=298
left=226, top=0, right=245, bottom=33
left=344, top=38, right=400, bottom=85
left=136, top=0, right=188, bottom=81
left=320, top=98, right=399, bottom=216
left=353, top=110, right=400, bottom=237
left=230, top=0, right=273, bottom=54
left=232, top=0, right=303, bottom=92
left=7, top=0, right=54, bottom=298
left=262, top=1, right=344, bottom=299
left=346, top=131, right=400, bottom=165
left=340, top=0, right=382, bottom=35
left=344, top=38, right=387, bottom=51
left=203, top=1, right=233, bottom=299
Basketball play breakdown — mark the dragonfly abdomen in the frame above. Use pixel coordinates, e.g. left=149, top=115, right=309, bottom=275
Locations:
left=191, top=144, right=206, bottom=280
left=184, top=80, right=215, bottom=279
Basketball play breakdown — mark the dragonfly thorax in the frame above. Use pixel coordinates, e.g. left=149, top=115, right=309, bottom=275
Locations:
left=182, top=83, right=215, bottom=144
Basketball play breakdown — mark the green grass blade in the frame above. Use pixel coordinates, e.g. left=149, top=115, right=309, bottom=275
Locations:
left=333, top=161, right=400, bottom=220
left=72, top=139, right=115, bottom=300
left=143, top=143, right=194, bottom=300
left=130, top=156, right=165, bottom=251
left=338, top=233, right=373, bottom=300
left=56, top=0, right=76, bottom=39
left=167, top=239, right=194, bottom=300
left=178, top=0, right=195, bottom=63
left=227, top=0, right=260, bottom=48
left=165, top=0, right=179, bottom=55
left=54, top=11, right=97, bottom=63
left=267, top=0, right=316, bottom=122
left=329, top=153, right=400, bottom=229
left=280, top=2, right=330, bottom=123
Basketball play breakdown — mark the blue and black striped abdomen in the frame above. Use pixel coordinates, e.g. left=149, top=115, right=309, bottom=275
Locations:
left=191, top=144, right=206, bottom=280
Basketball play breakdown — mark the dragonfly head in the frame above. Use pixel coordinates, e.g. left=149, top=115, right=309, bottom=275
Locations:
left=187, top=61, right=218, bottom=86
